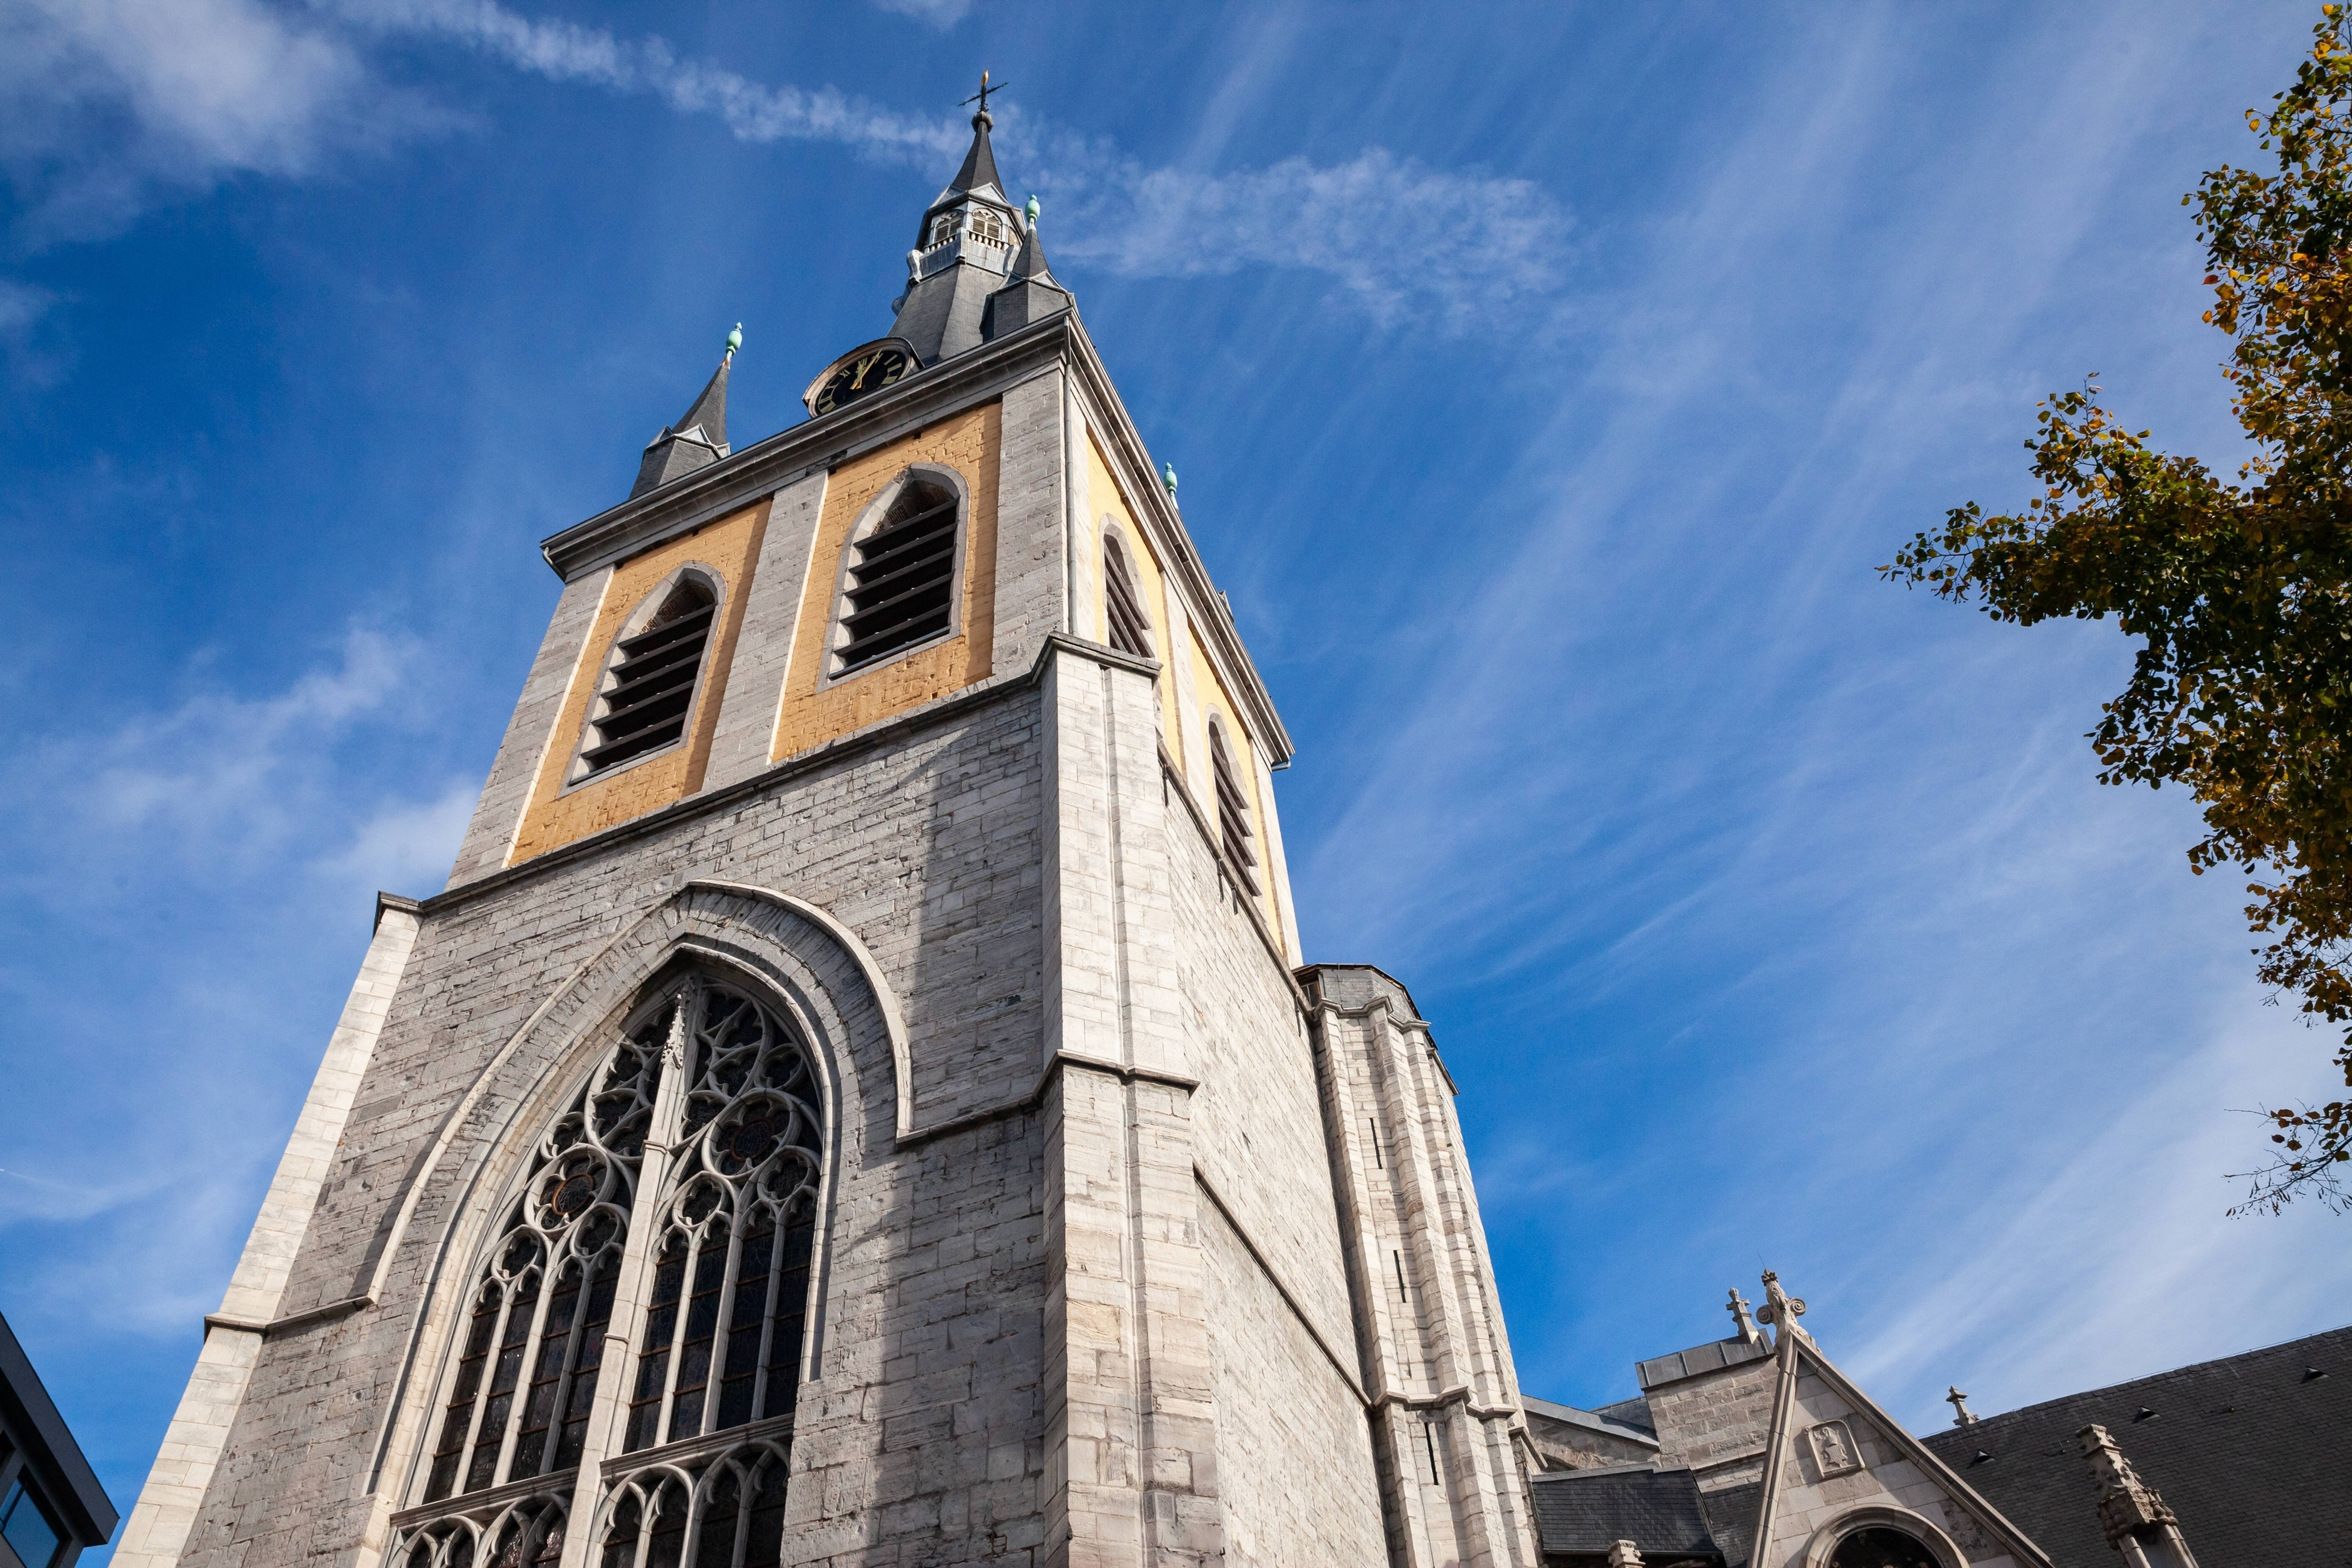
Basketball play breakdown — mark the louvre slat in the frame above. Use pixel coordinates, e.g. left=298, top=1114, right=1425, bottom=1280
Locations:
left=583, top=585, right=716, bottom=774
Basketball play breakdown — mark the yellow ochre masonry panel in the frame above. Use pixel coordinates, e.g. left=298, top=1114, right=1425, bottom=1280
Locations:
left=510, top=498, right=771, bottom=864
left=769, top=402, right=1000, bottom=762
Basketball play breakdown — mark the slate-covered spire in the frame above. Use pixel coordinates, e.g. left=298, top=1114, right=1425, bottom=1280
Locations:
left=947, top=97, right=1002, bottom=204
left=631, top=325, right=740, bottom=499
left=890, top=77, right=1046, bottom=366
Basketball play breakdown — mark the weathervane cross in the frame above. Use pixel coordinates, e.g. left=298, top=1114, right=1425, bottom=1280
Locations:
left=960, top=70, right=1008, bottom=118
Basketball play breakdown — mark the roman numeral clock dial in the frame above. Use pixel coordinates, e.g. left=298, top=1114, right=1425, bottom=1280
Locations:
left=804, top=337, right=917, bottom=416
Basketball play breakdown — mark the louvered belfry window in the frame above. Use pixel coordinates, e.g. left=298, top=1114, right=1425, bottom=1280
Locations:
left=1103, top=537, right=1153, bottom=659
left=836, top=478, right=959, bottom=672
left=1211, top=723, right=1261, bottom=898
left=583, top=579, right=717, bottom=775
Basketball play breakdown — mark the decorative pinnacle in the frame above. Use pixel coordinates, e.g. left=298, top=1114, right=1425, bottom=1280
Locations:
left=725, top=322, right=743, bottom=358
left=1162, top=462, right=1178, bottom=499
left=1026, top=194, right=1041, bottom=229
left=1755, top=1269, right=1807, bottom=1339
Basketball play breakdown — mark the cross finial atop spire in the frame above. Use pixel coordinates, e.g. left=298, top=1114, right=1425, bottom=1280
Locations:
left=1947, top=1386, right=1978, bottom=1426
left=960, top=69, right=1008, bottom=129
left=1727, top=1287, right=1760, bottom=1343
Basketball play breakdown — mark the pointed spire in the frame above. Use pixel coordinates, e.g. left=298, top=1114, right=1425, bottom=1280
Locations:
left=1006, top=200, right=1060, bottom=288
left=631, top=327, right=739, bottom=499
left=949, top=69, right=1008, bottom=198
left=952, top=105, right=1001, bottom=199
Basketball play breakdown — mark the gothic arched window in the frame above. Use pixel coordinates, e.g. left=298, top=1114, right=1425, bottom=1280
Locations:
left=1829, top=1528, right=1942, bottom=1568
left=1210, top=720, right=1261, bottom=898
left=1102, top=535, right=1153, bottom=659
left=580, top=576, right=718, bottom=777
left=401, top=974, right=825, bottom=1568
left=422, top=1032, right=658, bottom=1503
left=833, top=475, right=961, bottom=674
left=619, top=985, right=821, bottom=1451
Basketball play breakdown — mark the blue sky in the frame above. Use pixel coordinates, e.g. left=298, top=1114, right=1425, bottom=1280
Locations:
left=5, top=0, right=2350, bottom=1543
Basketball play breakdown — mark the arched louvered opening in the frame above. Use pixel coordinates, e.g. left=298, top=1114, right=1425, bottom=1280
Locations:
left=582, top=577, right=717, bottom=775
left=1103, top=535, right=1153, bottom=659
left=835, top=477, right=960, bottom=673
left=1210, top=721, right=1261, bottom=899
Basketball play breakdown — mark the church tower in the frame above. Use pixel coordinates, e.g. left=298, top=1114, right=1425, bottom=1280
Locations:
left=117, top=96, right=1540, bottom=1568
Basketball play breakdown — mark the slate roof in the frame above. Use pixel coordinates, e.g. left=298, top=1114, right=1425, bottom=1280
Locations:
left=1637, top=1334, right=1769, bottom=1391
left=1529, top=1465, right=1722, bottom=1559
left=1918, top=1323, right=2352, bottom=1568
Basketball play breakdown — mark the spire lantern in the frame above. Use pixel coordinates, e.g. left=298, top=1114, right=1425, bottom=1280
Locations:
left=889, top=76, right=1073, bottom=366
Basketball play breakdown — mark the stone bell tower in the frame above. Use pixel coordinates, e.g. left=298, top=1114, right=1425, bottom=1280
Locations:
left=117, top=92, right=1542, bottom=1568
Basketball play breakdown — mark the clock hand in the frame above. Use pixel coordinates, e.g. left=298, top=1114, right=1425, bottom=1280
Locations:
left=850, top=353, right=879, bottom=390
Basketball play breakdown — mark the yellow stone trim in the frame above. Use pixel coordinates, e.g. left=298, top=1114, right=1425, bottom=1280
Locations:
left=510, top=498, right=771, bottom=863
left=769, top=403, right=1000, bottom=762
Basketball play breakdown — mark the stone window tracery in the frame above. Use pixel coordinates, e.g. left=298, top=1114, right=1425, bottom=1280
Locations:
left=423, top=1033, right=656, bottom=1503
left=398, top=973, right=826, bottom=1568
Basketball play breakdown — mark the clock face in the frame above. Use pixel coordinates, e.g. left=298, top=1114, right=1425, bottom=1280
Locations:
left=813, top=344, right=913, bottom=414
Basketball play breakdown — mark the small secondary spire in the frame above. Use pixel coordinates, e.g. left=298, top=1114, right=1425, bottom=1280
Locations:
left=630, top=329, right=738, bottom=498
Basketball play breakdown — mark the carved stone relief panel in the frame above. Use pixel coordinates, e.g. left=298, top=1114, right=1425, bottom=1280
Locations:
left=1807, top=1419, right=1863, bottom=1480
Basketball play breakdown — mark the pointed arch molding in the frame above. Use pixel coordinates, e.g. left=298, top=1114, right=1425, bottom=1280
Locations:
left=364, top=879, right=912, bottom=1497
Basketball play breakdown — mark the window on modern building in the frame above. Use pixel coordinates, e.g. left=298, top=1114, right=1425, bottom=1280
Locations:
left=580, top=579, right=716, bottom=776
left=835, top=478, right=960, bottom=673
left=0, top=1475, right=62, bottom=1568
left=1829, top=1527, right=1940, bottom=1568
left=1102, top=536, right=1153, bottom=659
left=1210, top=722, right=1261, bottom=898
left=412, top=974, right=823, bottom=1568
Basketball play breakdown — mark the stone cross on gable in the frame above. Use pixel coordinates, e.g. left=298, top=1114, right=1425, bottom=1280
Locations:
left=1947, top=1387, right=1978, bottom=1427
left=1727, top=1287, right=1760, bottom=1342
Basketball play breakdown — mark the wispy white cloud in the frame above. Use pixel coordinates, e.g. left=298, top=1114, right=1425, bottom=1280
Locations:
left=865, top=0, right=974, bottom=28
left=0, top=0, right=445, bottom=238
left=0, top=0, right=1566, bottom=327
left=0, top=628, right=472, bottom=1335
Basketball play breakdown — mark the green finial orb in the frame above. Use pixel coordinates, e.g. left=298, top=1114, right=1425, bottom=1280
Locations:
left=1025, top=194, right=1040, bottom=226
left=726, top=322, right=743, bottom=355
left=1162, top=463, right=1178, bottom=498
